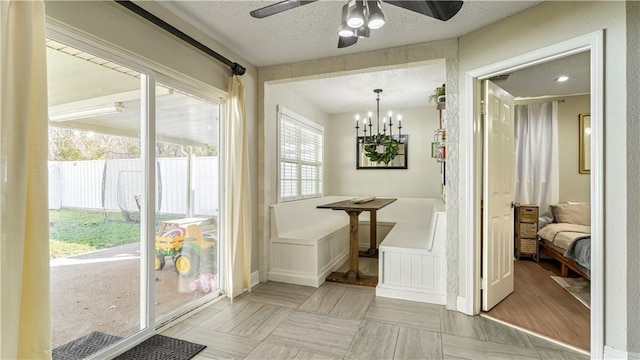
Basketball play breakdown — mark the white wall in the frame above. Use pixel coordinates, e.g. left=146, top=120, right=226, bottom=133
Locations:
left=458, top=1, right=634, bottom=353
left=44, top=1, right=260, bottom=272
left=325, top=106, right=442, bottom=198
left=264, top=83, right=331, bottom=201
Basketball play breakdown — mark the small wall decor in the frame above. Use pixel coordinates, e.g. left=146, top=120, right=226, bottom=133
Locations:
left=579, top=113, right=591, bottom=174
left=431, top=129, right=446, bottom=162
left=429, top=84, right=446, bottom=110
left=356, top=135, right=408, bottom=169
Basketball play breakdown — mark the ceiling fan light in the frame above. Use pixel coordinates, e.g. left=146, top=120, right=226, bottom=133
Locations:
left=338, top=23, right=355, bottom=37
left=338, top=4, right=355, bottom=37
left=366, top=1, right=385, bottom=29
left=347, top=0, right=365, bottom=28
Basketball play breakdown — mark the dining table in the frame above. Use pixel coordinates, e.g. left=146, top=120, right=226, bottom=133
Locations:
left=317, top=197, right=397, bottom=286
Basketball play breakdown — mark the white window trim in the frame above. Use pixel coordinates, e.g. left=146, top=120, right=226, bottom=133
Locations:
left=276, top=105, right=324, bottom=203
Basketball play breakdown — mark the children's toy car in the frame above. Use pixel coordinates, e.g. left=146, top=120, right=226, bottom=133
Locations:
left=154, top=227, right=186, bottom=271
left=173, top=224, right=216, bottom=277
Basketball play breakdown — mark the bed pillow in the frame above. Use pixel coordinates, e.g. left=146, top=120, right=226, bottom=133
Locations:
left=551, top=203, right=591, bottom=226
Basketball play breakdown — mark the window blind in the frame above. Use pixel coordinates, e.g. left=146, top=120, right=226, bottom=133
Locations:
left=278, top=107, right=323, bottom=202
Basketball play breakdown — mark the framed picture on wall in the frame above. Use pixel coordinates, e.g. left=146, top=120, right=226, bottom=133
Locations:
left=579, top=113, right=591, bottom=174
left=356, top=135, right=408, bottom=169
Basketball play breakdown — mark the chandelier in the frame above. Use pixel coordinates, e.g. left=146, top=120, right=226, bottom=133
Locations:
left=355, top=89, right=404, bottom=165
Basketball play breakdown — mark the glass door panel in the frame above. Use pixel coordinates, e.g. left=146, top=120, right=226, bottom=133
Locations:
left=154, top=83, right=221, bottom=319
left=47, top=39, right=145, bottom=349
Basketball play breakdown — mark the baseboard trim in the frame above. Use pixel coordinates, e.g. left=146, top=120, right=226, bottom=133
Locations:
left=250, top=271, right=260, bottom=288
left=267, top=271, right=322, bottom=287
left=376, top=285, right=446, bottom=305
left=604, top=346, right=638, bottom=360
left=457, top=296, right=472, bottom=315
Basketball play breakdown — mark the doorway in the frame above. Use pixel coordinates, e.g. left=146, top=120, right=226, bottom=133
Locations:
left=462, top=31, right=604, bottom=357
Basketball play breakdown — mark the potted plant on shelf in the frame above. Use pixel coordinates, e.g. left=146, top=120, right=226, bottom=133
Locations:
left=429, top=84, right=446, bottom=109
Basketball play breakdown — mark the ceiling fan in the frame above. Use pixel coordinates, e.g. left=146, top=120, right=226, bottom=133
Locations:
left=250, top=0, right=464, bottom=48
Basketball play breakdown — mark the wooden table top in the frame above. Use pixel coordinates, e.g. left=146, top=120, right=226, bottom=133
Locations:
left=317, top=198, right=397, bottom=211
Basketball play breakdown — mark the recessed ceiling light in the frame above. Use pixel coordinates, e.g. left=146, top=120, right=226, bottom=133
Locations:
left=556, top=75, right=569, bottom=82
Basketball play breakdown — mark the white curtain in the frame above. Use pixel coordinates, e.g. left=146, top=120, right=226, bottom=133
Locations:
left=224, top=75, right=252, bottom=298
left=0, top=1, right=51, bottom=358
left=514, top=101, right=559, bottom=225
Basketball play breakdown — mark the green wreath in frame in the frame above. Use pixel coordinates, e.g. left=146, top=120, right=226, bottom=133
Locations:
left=363, top=134, right=399, bottom=165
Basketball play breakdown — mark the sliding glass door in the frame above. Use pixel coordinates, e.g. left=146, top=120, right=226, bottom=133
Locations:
left=47, top=32, right=223, bottom=357
left=48, top=38, right=146, bottom=349
left=154, top=82, right=222, bottom=321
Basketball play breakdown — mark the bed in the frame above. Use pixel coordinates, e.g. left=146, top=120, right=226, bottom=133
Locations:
left=537, top=203, right=591, bottom=280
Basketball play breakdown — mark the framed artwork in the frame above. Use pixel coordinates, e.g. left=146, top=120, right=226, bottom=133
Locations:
left=579, top=113, right=591, bottom=174
left=356, top=135, right=408, bottom=169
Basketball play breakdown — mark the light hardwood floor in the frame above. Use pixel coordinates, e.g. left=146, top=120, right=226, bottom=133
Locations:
left=485, top=260, right=590, bottom=352
left=161, top=267, right=589, bottom=359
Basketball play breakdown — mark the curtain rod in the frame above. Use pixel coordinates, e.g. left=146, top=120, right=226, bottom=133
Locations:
left=115, top=0, right=246, bottom=76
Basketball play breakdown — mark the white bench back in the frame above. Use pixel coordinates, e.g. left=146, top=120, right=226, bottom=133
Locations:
left=270, top=196, right=349, bottom=238
left=378, top=198, right=435, bottom=222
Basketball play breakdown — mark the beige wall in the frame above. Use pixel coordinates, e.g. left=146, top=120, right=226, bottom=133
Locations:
left=557, top=95, right=591, bottom=203
left=459, top=1, right=635, bottom=353
left=44, top=1, right=261, bottom=272
left=325, top=106, right=442, bottom=198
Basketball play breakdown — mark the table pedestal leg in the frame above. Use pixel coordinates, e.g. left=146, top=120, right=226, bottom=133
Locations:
left=325, top=209, right=378, bottom=287
left=344, top=210, right=363, bottom=280
left=359, top=210, right=378, bottom=258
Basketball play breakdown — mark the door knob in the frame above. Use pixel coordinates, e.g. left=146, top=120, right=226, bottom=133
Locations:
left=511, top=201, right=519, bottom=208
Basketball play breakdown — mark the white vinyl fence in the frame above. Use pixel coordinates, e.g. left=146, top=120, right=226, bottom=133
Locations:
left=48, top=157, right=219, bottom=217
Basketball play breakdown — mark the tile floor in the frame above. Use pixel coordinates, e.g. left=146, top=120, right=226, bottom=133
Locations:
left=161, top=281, right=589, bottom=360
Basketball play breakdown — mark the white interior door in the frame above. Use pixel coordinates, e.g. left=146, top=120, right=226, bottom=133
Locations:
left=482, top=79, right=515, bottom=311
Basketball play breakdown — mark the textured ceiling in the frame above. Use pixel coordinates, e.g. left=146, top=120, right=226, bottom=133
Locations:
left=150, top=1, right=588, bottom=114
left=269, top=51, right=589, bottom=114
left=276, top=59, right=446, bottom=114
left=156, top=0, right=542, bottom=67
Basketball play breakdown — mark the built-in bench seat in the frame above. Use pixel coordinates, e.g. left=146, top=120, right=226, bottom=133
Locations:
left=269, top=196, right=447, bottom=304
left=269, top=196, right=351, bottom=287
left=375, top=199, right=446, bottom=304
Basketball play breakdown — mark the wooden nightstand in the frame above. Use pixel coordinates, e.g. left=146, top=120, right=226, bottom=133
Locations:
left=514, top=204, right=539, bottom=260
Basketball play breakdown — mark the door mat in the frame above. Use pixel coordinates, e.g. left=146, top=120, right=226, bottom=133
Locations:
left=115, top=334, right=206, bottom=360
left=53, top=332, right=206, bottom=360
left=551, top=276, right=590, bottom=308
left=53, top=331, right=123, bottom=360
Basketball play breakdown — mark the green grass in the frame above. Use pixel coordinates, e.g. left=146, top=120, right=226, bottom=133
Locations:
left=49, top=209, right=175, bottom=255
left=50, top=209, right=141, bottom=249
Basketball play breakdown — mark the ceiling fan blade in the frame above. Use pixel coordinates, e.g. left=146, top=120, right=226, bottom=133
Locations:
left=338, top=36, right=358, bottom=49
left=382, top=1, right=463, bottom=21
left=250, top=0, right=318, bottom=18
